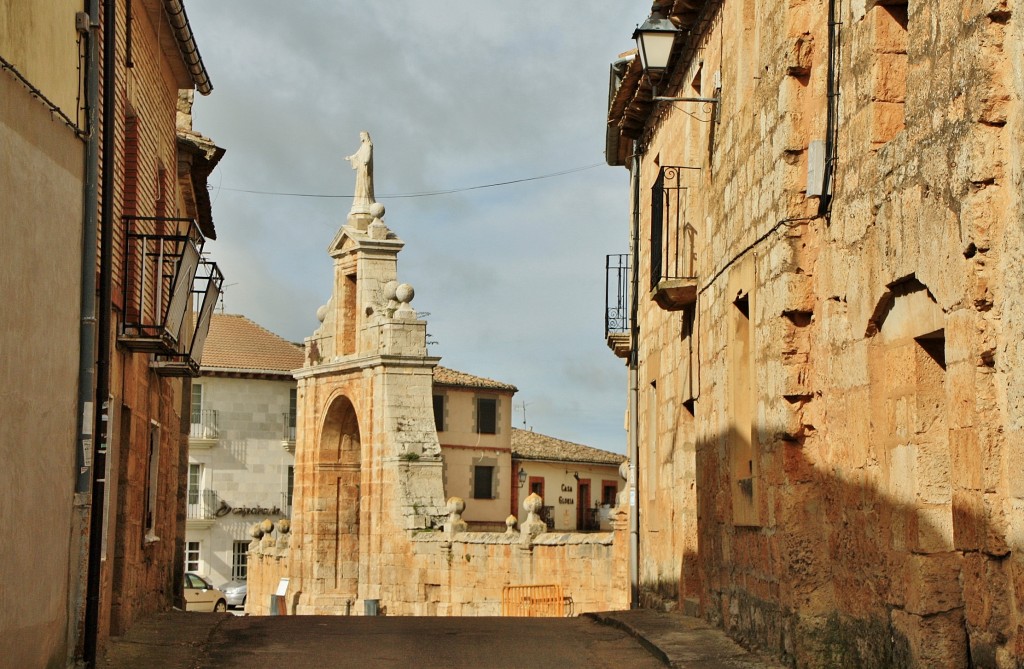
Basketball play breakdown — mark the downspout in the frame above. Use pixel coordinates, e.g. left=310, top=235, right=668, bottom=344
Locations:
left=628, top=140, right=641, bottom=609
left=83, top=0, right=116, bottom=663
left=70, top=0, right=101, bottom=662
left=818, top=0, right=840, bottom=217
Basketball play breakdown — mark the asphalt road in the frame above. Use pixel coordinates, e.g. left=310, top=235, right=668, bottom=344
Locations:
left=102, top=613, right=667, bottom=668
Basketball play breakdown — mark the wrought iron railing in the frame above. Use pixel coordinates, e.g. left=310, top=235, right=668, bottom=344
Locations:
left=282, top=413, right=296, bottom=442
left=605, top=254, right=630, bottom=336
left=118, top=216, right=224, bottom=377
left=189, top=409, right=219, bottom=439
left=187, top=488, right=219, bottom=520
left=651, top=166, right=698, bottom=290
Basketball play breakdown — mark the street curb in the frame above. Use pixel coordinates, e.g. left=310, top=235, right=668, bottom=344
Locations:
left=584, top=612, right=672, bottom=667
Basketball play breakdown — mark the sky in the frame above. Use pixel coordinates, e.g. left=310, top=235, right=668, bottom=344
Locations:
left=186, top=2, right=644, bottom=453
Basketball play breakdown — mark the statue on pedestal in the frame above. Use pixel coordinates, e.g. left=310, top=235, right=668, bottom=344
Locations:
left=346, top=131, right=375, bottom=209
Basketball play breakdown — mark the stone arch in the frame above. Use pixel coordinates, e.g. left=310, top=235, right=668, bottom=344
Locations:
left=317, top=394, right=362, bottom=596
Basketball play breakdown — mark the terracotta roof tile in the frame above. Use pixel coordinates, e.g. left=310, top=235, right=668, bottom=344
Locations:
left=432, top=366, right=517, bottom=392
left=201, top=313, right=303, bottom=375
left=511, top=428, right=626, bottom=466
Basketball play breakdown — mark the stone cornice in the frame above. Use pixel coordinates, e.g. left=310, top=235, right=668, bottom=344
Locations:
left=294, top=353, right=440, bottom=380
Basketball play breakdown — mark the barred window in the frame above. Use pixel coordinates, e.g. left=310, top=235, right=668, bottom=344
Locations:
left=232, top=540, right=248, bottom=581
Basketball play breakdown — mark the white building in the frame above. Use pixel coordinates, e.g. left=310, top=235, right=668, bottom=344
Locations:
left=186, top=313, right=303, bottom=590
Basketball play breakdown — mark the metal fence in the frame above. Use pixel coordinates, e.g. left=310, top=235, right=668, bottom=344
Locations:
left=501, top=585, right=568, bottom=617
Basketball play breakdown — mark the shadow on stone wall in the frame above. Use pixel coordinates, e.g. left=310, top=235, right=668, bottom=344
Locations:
left=685, top=429, right=1018, bottom=669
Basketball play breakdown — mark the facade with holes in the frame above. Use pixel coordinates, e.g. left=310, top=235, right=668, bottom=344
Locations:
left=604, top=0, right=1024, bottom=667
left=1, top=2, right=223, bottom=665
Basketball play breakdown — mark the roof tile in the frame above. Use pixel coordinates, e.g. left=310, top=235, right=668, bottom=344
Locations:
left=511, top=428, right=626, bottom=466
left=201, top=313, right=303, bottom=374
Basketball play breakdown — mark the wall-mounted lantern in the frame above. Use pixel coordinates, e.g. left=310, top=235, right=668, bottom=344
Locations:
left=517, top=468, right=527, bottom=488
left=632, top=11, right=721, bottom=111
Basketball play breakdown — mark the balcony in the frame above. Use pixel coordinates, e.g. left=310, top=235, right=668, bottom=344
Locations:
left=281, top=412, right=296, bottom=453
left=605, top=254, right=631, bottom=359
left=650, top=166, right=698, bottom=311
left=187, top=488, right=220, bottom=528
left=117, top=217, right=224, bottom=377
left=189, top=409, right=219, bottom=449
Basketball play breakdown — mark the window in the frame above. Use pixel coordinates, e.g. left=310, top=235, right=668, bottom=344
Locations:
left=529, top=477, right=545, bottom=500
left=190, top=384, right=203, bottom=433
left=188, top=463, right=202, bottom=505
left=476, top=397, right=497, bottom=435
left=144, top=422, right=161, bottom=541
left=232, top=541, right=248, bottom=581
left=473, top=465, right=495, bottom=499
left=432, top=394, right=445, bottom=432
left=286, top=465, right=294, bottom=509
left=287, top=388, right=297, bottom=441
left=602, top=481, right=618, bottom=506
left=185, top=541, right=200, bottom=572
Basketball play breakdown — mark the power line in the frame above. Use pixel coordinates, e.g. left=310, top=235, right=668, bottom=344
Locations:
left=212, top=162, right=606, bottom=199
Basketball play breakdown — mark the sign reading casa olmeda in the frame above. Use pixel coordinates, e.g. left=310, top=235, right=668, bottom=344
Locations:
left=214, top=501, right=282, bottom=518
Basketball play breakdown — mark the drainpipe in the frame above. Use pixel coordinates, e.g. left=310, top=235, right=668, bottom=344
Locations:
left=70, top=0, right=101, bottom=662
left=628, top=140, right=641, bottom=609
left=83, top=0, right=115, bottom=663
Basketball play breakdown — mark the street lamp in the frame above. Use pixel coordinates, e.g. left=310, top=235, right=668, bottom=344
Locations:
left=632, top=11, right=678, bottom=75
left=632, top=11, right=721, bottom=109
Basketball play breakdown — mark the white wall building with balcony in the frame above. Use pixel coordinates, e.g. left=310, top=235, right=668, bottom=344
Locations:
left=186, top=313, right=303, bottom=593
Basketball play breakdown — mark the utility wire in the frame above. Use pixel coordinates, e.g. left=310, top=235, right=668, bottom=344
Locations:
left=213, top=162, right=606, bottom=199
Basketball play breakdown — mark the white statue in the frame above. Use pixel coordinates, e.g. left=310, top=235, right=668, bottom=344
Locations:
left=345, top=131, right=375, bottom=208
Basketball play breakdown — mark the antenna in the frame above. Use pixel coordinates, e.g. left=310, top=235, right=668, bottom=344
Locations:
left=218, top=283, right=239, bottom=312
left=517, top=401, right=532, bottom=430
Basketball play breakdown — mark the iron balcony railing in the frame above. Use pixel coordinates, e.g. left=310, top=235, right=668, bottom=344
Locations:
left=282, top=413, right=296, bottom=442
left=189, top=409, right=219, bottom=440
left=651, top=166, right=698, bottom=290
left=605, top=254, right=631, bottom=336
left=118, top=216, right=224, bottom=377
left=187, top=488, right=219, bottom=520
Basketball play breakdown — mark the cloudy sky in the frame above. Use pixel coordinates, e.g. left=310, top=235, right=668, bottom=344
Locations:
left=186, top=2, right=643, bottom=453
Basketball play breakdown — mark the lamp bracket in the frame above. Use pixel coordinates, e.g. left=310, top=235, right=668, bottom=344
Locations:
left=653, top=96, right=720, bottom=104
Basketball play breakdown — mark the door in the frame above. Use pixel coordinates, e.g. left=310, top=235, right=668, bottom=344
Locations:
left=576, top=480, right=591, bottom=530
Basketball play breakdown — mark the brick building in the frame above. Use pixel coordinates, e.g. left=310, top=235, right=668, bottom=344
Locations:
left=1, top=1, right=223, bottom=665
left=604, top=0, right=1023, bottom=666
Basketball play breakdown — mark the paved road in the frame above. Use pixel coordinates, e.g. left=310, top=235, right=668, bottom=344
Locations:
left=102, top=613, right=666, bottom=669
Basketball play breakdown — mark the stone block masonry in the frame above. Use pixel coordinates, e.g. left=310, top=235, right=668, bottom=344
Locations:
left=247, top=498, right=629, bottom=616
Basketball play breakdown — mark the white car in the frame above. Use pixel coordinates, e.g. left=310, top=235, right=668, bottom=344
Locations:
left=184, top=573, right=228, bottom=612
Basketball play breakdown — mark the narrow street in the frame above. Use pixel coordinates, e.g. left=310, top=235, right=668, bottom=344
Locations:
left=99, top=610, right=781, bottom=669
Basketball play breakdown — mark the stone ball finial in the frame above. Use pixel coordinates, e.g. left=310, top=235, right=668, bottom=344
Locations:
left=316, top=303, right=328, bottom=323
left=369, top=202, right=385, bottom=219
left=505, top=515, right=518, bottom=534
left=250, top=523, right=264, bottom=539
left=446, top=497, right=466, bottom=515
left=523, top=492, right=543, bottom=515
left=276, top=519, right=291, bottom=535
left=260, top=518, right=275, bottom=535
left=395, top=283, right=415, bottom=305
left=619, top=460, right=629, bottom=482
left=383, top=280, right=399, bottom=302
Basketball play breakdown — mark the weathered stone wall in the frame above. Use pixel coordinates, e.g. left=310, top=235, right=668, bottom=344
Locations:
left=618, top=0, right=1024, bottom=666
left=247, top=504, right=629, bottom=616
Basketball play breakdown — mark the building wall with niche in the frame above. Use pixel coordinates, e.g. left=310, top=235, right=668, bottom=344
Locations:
left=607, top=0, right=1024, bottom=666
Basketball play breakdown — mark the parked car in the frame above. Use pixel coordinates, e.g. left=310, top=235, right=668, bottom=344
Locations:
left=184, top=573, right=227, bottom=612
left=221, top=580, right=247, bottom=609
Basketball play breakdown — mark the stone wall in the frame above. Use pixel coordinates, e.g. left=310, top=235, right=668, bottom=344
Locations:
left=246, top=498, right=629, bottom=617
left=612, top=0, right=1024, bottom=666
